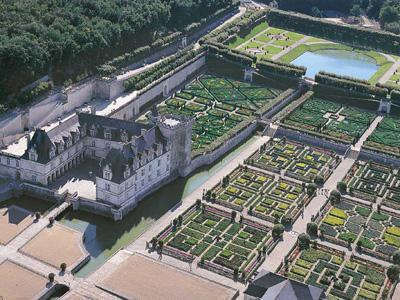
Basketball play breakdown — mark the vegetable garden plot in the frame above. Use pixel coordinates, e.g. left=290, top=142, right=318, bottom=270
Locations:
left=302, top=98, right=342, bottom=114
left=344, top=161, right=400, bottom=205
left=278, top=244, right=393, bottom=300
left=324, top=119, right=368, bottom=140
left=339, top=107, right=375, bottom=124
left=246, top=138, right=339, bottom=182
left=210, top=166, right=310, bottom=224
left=158, top=204, right=276, bottom=280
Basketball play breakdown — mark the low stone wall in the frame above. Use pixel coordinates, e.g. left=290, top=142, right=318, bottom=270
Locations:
left=359, top=148, right=400, bottom=167
left=276, top=127, right=350, bottom=155
left=184, top=121, right=258, bottom=176
left=19, top=183, right=67, bottom=204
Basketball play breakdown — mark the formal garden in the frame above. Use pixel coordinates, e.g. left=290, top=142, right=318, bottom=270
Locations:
left=156, top=203, right=276, bottom=280
left=208, top=166, right=310, bottom=224
left=155, top=73, right=285, bottom=153
left=245, top=138, right=340, bottom=183
left=343, top=161, right=400, bottom=207
left=229, top=22, right=305, bottom=60
left=282, top=97, right=376, bottom=143
left=365, top=116, right=400, bottom=157
left=278, top=243, right=394, bottom=300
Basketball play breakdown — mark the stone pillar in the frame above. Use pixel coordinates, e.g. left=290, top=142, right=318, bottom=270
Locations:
left=244, top=67, right=254, bottom=82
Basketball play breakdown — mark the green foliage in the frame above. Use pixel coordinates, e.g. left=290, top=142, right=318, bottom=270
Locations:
left=256, top=58, right=306, bottom=78
left=307, top=222, right=318, bottom=236
left=272, top=224, right=285, bottom=238
left=298, top=233, right=311, bottom=249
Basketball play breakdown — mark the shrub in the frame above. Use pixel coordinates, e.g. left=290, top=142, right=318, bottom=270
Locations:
left=307, top=222, right=318, bottom=236
left=314, top=175, right=324, bottom=185
left=306, top=183, right=317, bottom=197
left=272, top=224, right=285, bottom=239
left=48, top=273, right=55, bottom=283
left=329, top=190, right=341, bottom=204
left=387, top=265, right=400, bottom=282
left=337, top=181, right=347, bottom=193
left=393, top=250, right=400, bottom=265
left=60, top=263, right=67, bottom=272
left=298, top=233, right=311, bottom=250
left=281, top=215, right=293, bottom=226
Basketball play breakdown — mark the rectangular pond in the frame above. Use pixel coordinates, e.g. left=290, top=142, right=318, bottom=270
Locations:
left=292, top=49, right=379, bottom=80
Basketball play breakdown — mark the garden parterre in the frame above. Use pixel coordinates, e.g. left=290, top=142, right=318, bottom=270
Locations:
left=282, top=97, right=376, bottom=143
left=365, top=116, right=400, bottom=157
left=279, top=244, right=393, bottom=300
left=246, top=138, right=340, bottom=183
left=210, top=166, right=309, bottom=224
left=344, top=161, right=400, bottom=207
left=157, top=204, right=275, bottom=280
left=156, top=74, right=283, bottom=152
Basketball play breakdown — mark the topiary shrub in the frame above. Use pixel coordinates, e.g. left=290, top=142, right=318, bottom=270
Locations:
left=272, top=224, right=285, bottom=239
left=281, top=215, right=293, bottom=226
left=307, top=222, right=318, bottom=236
left=307, top=183, right=317, bottom=197
left=337, top=181, right=347, bottom=193
left=393, top=250, right=400, bottom=265
left=314, top=175, right=324, bottom=185
left=329, top=190, right=341, bottom=204
left=298, top=233, right=311, bottom=249
left=60, top=263, right=67, bottom=272
left=48, top=273, right=55, bottom=283
left=387, top=265, right=400, bottom=282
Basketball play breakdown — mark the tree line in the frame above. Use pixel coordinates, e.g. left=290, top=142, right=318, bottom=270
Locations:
left=0, top=0, right=233, bottom=101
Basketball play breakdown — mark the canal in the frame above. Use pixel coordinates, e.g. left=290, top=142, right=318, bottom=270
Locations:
left=58, top=135, right=259, bottom=277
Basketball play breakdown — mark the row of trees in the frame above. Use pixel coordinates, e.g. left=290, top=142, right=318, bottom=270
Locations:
left=0, top=0, right=235, bottom=99
left=265, top=8, right=400, bottom=56
left=256, top=58, right=307, bottom=78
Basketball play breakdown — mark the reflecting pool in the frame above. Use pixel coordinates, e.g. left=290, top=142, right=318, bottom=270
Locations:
left=292, top=50, right=379, bottom=80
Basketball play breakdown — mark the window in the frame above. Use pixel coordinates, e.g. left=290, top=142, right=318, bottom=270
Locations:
left=141, top=169, right=145, bottom=176
left=167, top=154, right=170, bottom=161
left=104, top=129, right=112, bottom=140
left=141, top=179, right=144, bottom=186
left=16, top=160, right=19, bottom=167
left=148, top=175, right=151, bottom=181
left=105, top=171, right=111, bottom=180
left=32, top=175, right=36, bottom=182
left=92, top=140, right=96, bottom=147
left=105, top=183, right=110, bottom=191
left=29, top=153, right=36, bottom=161
left=92, top=150, right=96, bottom=157
left=90, top=129, right=96, bottom=137
left=149, top=165, right=152, bottom=171
left=157, top=170, right=161, bottom=176
left=125, top=182, right=129, bottom=189
left=106, top=142, right=110, bottom=149
left=158, top=159, right=161, bottom=167
left=134, top=184, right=137, bottom=191
left=7, top=158, right=10, bottom=165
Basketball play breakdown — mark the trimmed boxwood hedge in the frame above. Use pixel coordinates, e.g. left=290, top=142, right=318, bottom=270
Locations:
left=256, top=58, right=306, bottom=78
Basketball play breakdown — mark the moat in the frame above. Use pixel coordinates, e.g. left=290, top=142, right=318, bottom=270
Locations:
left=57, top=136, right=258, bottom=277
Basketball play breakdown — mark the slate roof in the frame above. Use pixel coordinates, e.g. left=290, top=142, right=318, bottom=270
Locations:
left=244, top=271, right=326, bottom=300
left=99, top=147, right=133, bottom=184
left=22, top=129, right=53, bottom=163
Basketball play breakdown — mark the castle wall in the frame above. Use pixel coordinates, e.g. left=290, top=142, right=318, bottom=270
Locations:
left=359, top=148, right=400, bottom=167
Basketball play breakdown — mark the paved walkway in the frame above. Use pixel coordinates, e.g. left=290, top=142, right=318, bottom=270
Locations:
left=378, top=58, right=400, bottom=84
left=354, top=115, right=383, bottom=151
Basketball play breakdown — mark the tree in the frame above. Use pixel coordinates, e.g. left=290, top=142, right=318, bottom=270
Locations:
left=307, top=222, right=318, bottom=236
left=48, top=273, right=55, bottom=283
left=393, top=250, right=400, bottom=265
left=272, top=224, right=285, bottom=239
left=329, top=190, right=341, bottom=204
left=231, top=210, right=237, bottom=223
left=298, top=233, right=311, bottom=249
left=314, top=175, right=324, bottom=185
left=307, top=183, right=317, bottom=197
left=387, top=265, right=400, bottom=282
left=60, top=263, right=67, bottom=272
left=337, top=181, right=347, bottom=193
left=281, top=215, right=292, bottom=226
left=35, top=212, right=41, bottom=221
left=350, top=4, right=362, bottom=17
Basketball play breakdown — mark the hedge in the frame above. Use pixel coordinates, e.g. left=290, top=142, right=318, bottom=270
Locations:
left=265, top=9, right=400, bottom=56
left=123, top=46, right=205, bottom=92
left=254, top=88, right=295, bottom=117
left=315, top=72, right=388, bottom=98
left=256, top=58, right=306, bottom=78
left=390, top=89, right=400, bottom=103
left=207, top=44, right=254, bottom=67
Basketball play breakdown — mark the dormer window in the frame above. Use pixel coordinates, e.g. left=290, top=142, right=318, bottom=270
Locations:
left=121, top=130, right=128, bottom=142
left=124, top=166, right=130, bottom=179
left=49, top=147, right=56, bottom=159
left=29, top=148, right=38, bottom=161
left=103, top=164, right=112, bottom=181
left=80, top=125, right=87, bottom=137
left=58, top=142, right=64, bottom=154
left=90, top=125, right=97, bottom=137
left=66, top=137, right=72, bottom=148
left=104, top=128, right=112, bottom=140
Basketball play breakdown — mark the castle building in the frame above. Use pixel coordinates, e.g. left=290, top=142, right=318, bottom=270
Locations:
left=0, top=112, right=193, bottom=218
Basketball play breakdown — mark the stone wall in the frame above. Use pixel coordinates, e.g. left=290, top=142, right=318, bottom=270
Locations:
left=359, top=148, right=400, bottom=167
left=184, top=122, right=258, bottom=176
left=276, top=127, right=350, bottom=155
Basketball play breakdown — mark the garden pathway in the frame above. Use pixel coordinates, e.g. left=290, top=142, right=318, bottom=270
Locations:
left=378, top=58, right=400, bottom=84
left=272, top=36, right=311, bottom=61
left=353, top=115, right=383, bottom=151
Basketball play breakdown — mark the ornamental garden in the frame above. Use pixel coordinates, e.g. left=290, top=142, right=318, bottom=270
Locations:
left=343, top=161, right=400, bottom=209
left=209, top=166, right=310, bottom=224
left=365, top=116, right=400, bottom=157
left=156, top=203, right=276, bottom=281
left=282, top=97, right=376, bottom=143
left=155, top=73, right=285, bottom=153
left=279, top=243, right=393, bottom=300
left=245, top=137, right=340, bottom=183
